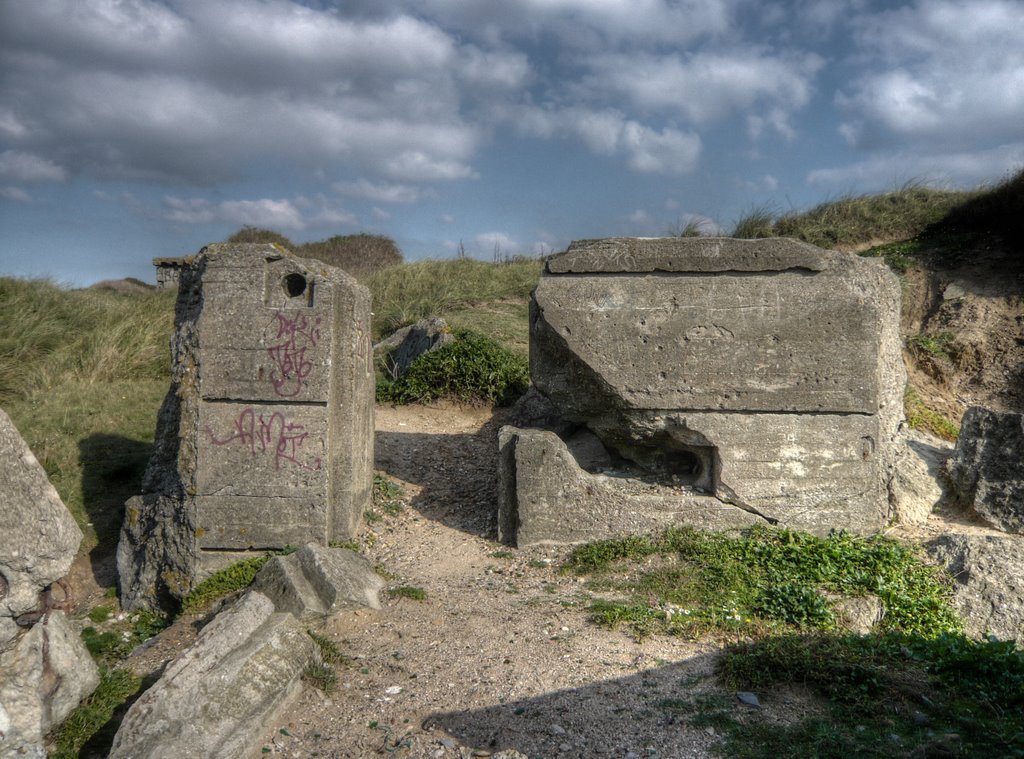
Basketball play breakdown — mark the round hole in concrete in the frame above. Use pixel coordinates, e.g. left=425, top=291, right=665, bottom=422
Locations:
left=283, top=272, right=307, bottom=298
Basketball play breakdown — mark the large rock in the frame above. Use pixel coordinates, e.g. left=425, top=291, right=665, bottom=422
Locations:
left=0, top=409, right=97, bottom=757
left=0, top=408, right=82, bottom=635
left=110, top=544, right=382, bottom=759
left=927, top=533, right=1024, bottom=643
left=118, top=244, right=376, bottom=613
left=947, top=407, right=1024, bottom=533
left=890, top=426, right=954, bottom=526
left=374, top=317, right=454, bottom=379
left=0, top=612, right=100, bottom=758
left=503, top=237, right=905, bottom=544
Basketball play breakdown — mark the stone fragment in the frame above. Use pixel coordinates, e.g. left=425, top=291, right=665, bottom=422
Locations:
left=947, top=407, right=1024, bottom=534
left=251, top=543, right=385, bottom=619
left=0, top=612, right=99, bottom=758
left=374, top=317, right=454, bottom=379
left=0, top=410, right=96, bottom=758
left=927, top=533, right=1024, bottom=643
left=118, top=244, right=375, bottom=612
left=890, top=427, right=954, bottom=526
left=109, top=545, right=382, bottom=759
left=0, top=408, right=83, bottom=631
left=503, top=237, right=905, bottom=544
left=108, top=592, right=312, bottom=759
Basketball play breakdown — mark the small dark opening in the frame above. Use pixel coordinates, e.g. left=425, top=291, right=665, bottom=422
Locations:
left=665, top=449, right=703, bottom=479
left=283, top=272, right=307, bottom=298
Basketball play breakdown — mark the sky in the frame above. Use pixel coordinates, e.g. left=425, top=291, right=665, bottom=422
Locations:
left=1, top=0, right=1022, bottom=287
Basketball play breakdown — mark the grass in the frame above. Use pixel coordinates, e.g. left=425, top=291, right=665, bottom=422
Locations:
left=388, top=585, right=427, bottom=601
left=366, top=257, right=542, bottom=340
left=178, top=552, right=286, bottom=616
left=566, top=526, right=960, bottom=638
left=372, top=473, right=405, bottom=516
left=48, top=669, right=143, bottom=759
left=708, top=632, right=1024, bottom=758
left=376, top=328, right=529, bottom=406
left=731, top=183, right=977, bottom=250
left=905, top=385, right=960, bottom=441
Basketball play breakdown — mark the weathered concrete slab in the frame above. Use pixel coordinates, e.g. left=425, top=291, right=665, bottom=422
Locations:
left=504, top=237, right=904, bottom=544
left=118, top=244, right=375, bottom=612
left=947, top=407, right=1024, bottom=534
left=109, top=545, right=381, bottom=759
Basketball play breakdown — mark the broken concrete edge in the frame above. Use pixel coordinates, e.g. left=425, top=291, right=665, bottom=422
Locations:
left=548, top=236, right=864, bottom=274
left=498, top=425, right=767, bottom=547
left=109, top=543, right=383, bottom=759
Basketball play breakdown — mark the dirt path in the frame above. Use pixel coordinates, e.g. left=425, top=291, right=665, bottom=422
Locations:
left=254, top=403, right=729, bottom=759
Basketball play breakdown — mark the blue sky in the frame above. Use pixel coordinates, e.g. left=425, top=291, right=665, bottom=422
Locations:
left=1, top=0, right=1022, bottom=286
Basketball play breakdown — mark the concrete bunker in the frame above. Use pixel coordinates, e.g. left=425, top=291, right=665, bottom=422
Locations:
left=118, top=243, right=375, bottom=612
left=499, top=237, right=905, bottom=545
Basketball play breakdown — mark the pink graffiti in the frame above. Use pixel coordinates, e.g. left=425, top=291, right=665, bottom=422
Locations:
left=206, top=408, right=322, bottom=471
left=266, top=311, right=322, bottom=397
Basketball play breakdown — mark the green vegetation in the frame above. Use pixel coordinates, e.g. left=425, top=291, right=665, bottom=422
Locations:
left=377, top=328, right=529, bottom=406
left=908, top=330, right=957, bottom=361
left=388, top=585, right=427, bottom=601
left=706, top=633, right=1024, bottom=758
left=905, top=385, right=961, bottom=441
left=0, top=278, right=174, bottom=548
left=80, top=609, right=167, bottom=666
left=303, top=629, right=350, bottom=693
left=366, top=257, right=542, bottom=342
left=730, top=183, right=974, bottom=249
left=566, top=526, right=959, bottom=638
left=226, top=227, right=403, bottom=280
left=372, top=473, right=405, bottom=516
left=48, top=670, right=143, bottom=759
left=179, top=553, right=276, bottom=615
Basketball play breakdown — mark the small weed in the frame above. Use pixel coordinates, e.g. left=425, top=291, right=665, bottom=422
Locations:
left=308, top=629, right=350, bottom=666
left=364, top=509, right=384, bottom=524
left=373, top=473, right=405, bottom=516
left=389, top=585, right=427, bottom=601
left=860, top=238, right=925, bottom=273
left=527, top=558, right=552, bottom=570
left=490, top=550, right=515, bottom=559
left=88, top=605, right=112, bottom=624
left=905, top=385, right=960, bottom=441
left=908, top=330, right=957, bottom=360
left=329, top=539, right=361, bottom=552
left=303, top=661, right=338, bottom=693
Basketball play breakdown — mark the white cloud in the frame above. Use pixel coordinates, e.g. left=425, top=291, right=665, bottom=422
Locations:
left=333, top=179, right=423, bottom=204
left=0, top=150, right=67, bottom=182
left=372, top=207, right=391, bottom=221
left=806, top=142, right=1024, bottom=190
left=0, top=186, right=32, bottom=202
left=475, top=231, right=518, bottom=255
left=839, top=0, right=1024, bottom=149
left=161, top=195, right=351, bottom=229
left=738, top=174, right=779, bottom=192
left=580, top=50, right=823, bottom=126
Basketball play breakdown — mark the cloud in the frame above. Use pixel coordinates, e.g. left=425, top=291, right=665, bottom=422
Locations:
left=839, top=0, right=1024, bottom=150
left=475, top=231, right=518, bottom=254
left=579, top=50, right=823, bottom=126
left=511, top=106, right=701, bottom=174
left=806, top=142, right=1024, bottom=190
left=161, top=195, right=355, bottom=229
left=0, top=186, right=31, bottom=202
left=333, top=179, right=423, bottom=204
left=0, top=150, right=67, bottom=182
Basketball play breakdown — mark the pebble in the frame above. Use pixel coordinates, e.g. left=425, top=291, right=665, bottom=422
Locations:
left=550, top=724, right=567, bottom=736
left=735, top=691, right=761, bottom=708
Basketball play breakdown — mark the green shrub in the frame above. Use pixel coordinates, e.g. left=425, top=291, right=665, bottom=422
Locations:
left=225, top=226, right=294, bottom=248
left=377, top=329, right=529, bottom=406
left=179, top=554, right=274, bottom=615
left=296, top=233, right=403, bottom=280
left=49, top=669, right=143, bottom=759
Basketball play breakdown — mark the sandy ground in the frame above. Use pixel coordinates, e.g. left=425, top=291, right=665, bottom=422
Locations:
left=250, top=403, right=733, bottom=759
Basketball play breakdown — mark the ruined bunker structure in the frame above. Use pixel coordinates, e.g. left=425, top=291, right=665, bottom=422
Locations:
left=499, top=237, right=905, bottom=546
left=118, top=244, right=375, bottom=612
